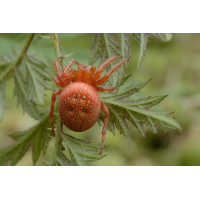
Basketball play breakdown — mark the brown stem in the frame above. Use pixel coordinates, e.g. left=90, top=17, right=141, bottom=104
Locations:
left=0, top=33, right=35, bottom=81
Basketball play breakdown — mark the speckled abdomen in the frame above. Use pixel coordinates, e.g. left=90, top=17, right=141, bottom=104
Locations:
left=58, top=82, right=101, bottom=132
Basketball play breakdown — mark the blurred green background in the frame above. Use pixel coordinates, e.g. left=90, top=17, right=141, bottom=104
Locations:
left=0, top=33, right=200, bottom=166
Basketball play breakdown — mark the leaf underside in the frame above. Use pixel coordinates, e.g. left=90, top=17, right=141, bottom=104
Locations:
left=61, top=133, right=106, bottom=166
left=98, top=79, right=181, bottom=139
left=89, top=33, right=130, bottom=87
left=25, top=55, right=51, bottom=105
left=13, top=55, right=51, bottom=120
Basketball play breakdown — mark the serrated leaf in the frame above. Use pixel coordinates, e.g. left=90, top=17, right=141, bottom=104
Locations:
left=89, top=33, right=130, bottom=87
left=99, top=81, right=182, bottom=138
left=89, top=33, right=105, bottom=65
left=0, top=55, right=12, bottom=87
left=99, top=79, right=151, bottom=100
left=45, top=134, right=71, bottom=166
left=0, top=114, right=52, bottom=165
left=131, top=33, right=173, bottom=69
left=14, top=68, right=40, bottom=120
left=46, top=149, right=71, bottom=166
left=123, top=95, right=168, bottom=109
left=54, top=150, right=71, bottom=166
left=0, top=78, right=8, bottom=122
left=131, top=33, right=141, bottom=44
left=138, top=33, right=149, bottom=69
left=62, top=132, right=106, bottom=166
left=120, top=74, right=132, bottom=86
left=118, top=33, right=129, bottom=87
left=25, top=56, right=51, bottom=105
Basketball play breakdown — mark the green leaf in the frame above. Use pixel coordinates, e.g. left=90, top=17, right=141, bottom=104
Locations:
left=89, top=33, right=130, bottom=87
left=0, top=114, right=52, bottom=165
left=99, top=80, right=182, bottom=139
left=46, top=150, right=71, bottom=166
left=14, top=68, right=40, bottom=120
left=62, top=132, right=106, bottom=166
left=45, top=132, right=71, bottom=166
left=118, top=33, right=130, bottom=87
left=120, top=74, right=132, bottom=86
left=131, top=33, right=173, bottom=69
left=25, top=55, right=51, bottom=105
left=89, top=34, right=104, bottom=65
left=0, top=78, right=8, bottom=122
left=0, top=60, right=11, bottom=69
left=147, top=33, right=173, bottom=42
left=54, top=150, right=71, bottom=166
left=123, top=95, right=168, bottom=109
left=138, top=33, right=149, bottom=69
left=131, top=33, right=141, bottom=44
left=100, top=79, right=151, bottom=100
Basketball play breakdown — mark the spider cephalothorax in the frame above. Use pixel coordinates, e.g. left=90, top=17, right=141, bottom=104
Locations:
left=50, top=56, right=130, bottom=154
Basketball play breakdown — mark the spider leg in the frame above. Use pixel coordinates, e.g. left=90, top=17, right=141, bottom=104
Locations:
left=100, top=101, right=109, bottom=154
left=96, top=86, right=117, bottom=91
left=62, top=59, right=80, bottom=77
left=54, top=57, right=64, bottom=83
left=96, top=57, right=130, bottom=86
left=53, top=75, right=62, bottom=87
left=50, top=90, right=62, bottom=137
left=93, top=56, right=122, bottom=80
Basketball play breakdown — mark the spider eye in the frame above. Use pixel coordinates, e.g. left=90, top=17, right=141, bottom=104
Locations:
left=83, top=110, right=86, bottom=113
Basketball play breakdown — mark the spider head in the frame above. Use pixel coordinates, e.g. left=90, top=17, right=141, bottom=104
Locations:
left=77, top=64, right=96, bottom=76
left=75, top=64, right=96, bottom=84
left=78, top=64, right=96, bottom=73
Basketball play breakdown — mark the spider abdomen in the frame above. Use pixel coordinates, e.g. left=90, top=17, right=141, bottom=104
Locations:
left=58, top=82, right=101, bottom=132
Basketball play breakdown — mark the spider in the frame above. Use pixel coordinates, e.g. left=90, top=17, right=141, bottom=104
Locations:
left=50, top=55, right=130, bottom=154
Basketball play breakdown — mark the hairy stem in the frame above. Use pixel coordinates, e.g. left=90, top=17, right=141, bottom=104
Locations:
left=0, top=33, right=34, bottom=81
left=51, top=33, right=63, bottom=158
left=47, top=119, right=62, bottom=166
left=52, top=33, right=63, bottom=70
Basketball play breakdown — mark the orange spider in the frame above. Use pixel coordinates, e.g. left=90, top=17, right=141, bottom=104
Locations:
left=50, top=56, right=130, bottom=154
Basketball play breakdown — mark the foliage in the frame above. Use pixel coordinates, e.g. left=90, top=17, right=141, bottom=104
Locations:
left=0, top=113, right=51, bottom=165
left=0, top=33, right=181, bottom=166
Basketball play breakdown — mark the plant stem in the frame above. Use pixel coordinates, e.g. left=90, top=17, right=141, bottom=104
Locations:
left=47, top=119, right=62, bottom=166
left=0, top=33, right=34, bottom=81
left=52, top=33, right=63, bottom=70
left=51, top=33, right=63, bottom=158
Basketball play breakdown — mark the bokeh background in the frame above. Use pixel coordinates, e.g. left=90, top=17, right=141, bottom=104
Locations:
left=0, top=33, right=200, bottom=166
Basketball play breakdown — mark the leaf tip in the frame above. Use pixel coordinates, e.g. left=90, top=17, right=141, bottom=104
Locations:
left=40, top=35, right=52, bottom=40
left=178, top=129, right=183, bottom=133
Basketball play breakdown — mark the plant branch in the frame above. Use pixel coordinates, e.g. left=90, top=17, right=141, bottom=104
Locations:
left=51, top=33, right=63, bottom=161
left=52, top=33, right=63, bottom=70
left=0, top=33, right=35, bottom=81
left=47, top=120, right=62, bottom=166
